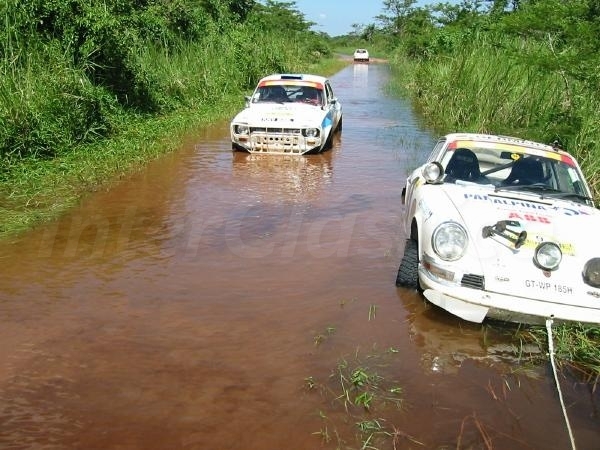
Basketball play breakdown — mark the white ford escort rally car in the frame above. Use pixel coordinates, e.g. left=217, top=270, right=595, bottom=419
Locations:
left=396, top=133, right=600, bottom=325
left=230, top=74, right=342, bottom=155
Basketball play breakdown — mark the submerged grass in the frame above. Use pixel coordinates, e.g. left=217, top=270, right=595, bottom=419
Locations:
left=305, top=340, right=408, bottom=449
left=527, top=323, right=600, bottom=385
left=303, top=312, right=547, bottom=449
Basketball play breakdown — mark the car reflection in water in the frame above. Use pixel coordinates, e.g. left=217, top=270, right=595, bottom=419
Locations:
left=353, top=62, right=369, bottom=90
left=232, top=151, right=335, bottom=202
left=399, top=290, right=543, bottom=376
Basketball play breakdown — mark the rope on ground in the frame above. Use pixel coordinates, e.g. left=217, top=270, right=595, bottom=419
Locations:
left=546, top=317, right=577, bottom=450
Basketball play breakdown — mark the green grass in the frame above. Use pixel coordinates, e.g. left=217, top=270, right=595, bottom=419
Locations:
left=307, top=351, right=406, bottom=449
left=527, top=323, right=600, bottom=383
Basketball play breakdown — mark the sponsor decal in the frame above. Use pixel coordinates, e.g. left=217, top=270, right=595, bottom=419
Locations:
left=520, top=235, right=575, bottom=255
left=463, top=193, right=591, bottom=217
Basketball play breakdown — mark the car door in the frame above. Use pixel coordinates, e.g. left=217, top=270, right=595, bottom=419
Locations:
left=324, top=81, right=341, bottom=127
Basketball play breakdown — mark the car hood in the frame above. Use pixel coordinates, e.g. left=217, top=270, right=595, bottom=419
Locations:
left=231, top=103, right=328, bottom=128
left=438, top=183, right=600, bottom=301
left=441, top=183, right=600, bottom=252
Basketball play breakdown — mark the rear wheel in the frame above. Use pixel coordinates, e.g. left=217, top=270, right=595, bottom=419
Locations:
left=395, top=238, right=420, bottom=290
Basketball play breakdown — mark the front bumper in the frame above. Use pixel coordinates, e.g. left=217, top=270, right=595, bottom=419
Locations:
left=232, top=128, right=322, bottom=155
left=419, top=268, right=600, bottom=325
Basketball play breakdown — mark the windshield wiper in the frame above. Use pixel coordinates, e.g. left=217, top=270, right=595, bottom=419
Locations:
left=540, top=191, right=593, bottom=202
left=495, top=184, right=593, bottom=203
left=494, top=183, right=558, bottom=194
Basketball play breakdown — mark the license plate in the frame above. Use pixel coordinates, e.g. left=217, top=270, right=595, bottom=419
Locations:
left=524, top=279, right=574, bottom=295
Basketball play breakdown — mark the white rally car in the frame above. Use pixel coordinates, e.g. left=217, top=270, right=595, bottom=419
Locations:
left=353, top=48, right=369, bottom=63
left=396, top=133, right=600, bottom=325
left=230, top=74, right=342, bottom=155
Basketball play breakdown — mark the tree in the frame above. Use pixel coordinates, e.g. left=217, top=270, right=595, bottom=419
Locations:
left=201, top=0, right=256, bottom=23
left=377, top=0, right=417, bottom=36
left=248, top=1, right=314, bottom=34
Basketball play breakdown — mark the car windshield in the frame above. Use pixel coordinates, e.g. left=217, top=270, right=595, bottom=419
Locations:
left=252, top=83, right=324, bottom=105
left=439, top=143, right=593, bottom=205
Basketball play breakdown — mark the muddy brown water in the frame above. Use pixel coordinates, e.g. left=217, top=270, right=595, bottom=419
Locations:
left=1, top=64, right=598, bottom=450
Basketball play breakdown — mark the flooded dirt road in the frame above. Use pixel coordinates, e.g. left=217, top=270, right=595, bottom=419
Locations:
left=1, top=63, right=598, bottom=450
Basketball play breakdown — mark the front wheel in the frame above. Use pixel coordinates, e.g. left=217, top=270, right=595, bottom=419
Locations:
left=336, top=116, right=343, bottom=132
left=395, top=239, right=420, bottom=290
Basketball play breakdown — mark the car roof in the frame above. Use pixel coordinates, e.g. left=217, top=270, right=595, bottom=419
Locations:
left=442, top=132, right=572, bottom=157
left=258, top=73, right=329, bottom=85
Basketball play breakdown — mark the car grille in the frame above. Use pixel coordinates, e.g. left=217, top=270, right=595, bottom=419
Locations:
left=461, top=274, right=485, bottom=290
left=250, top=127, right=301, bottom=134
left=249, top=127, right=311, bottom=154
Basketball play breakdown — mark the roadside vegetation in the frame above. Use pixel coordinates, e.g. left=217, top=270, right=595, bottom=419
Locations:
left=0, top=0, right=344, bottom=236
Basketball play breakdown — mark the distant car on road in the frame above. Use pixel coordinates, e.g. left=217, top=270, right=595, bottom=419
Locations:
left=230, top=74, right=343, bottom=155
left=396, top=132, right=600, bottom=326
left=353, top=49, right=369, bottom=63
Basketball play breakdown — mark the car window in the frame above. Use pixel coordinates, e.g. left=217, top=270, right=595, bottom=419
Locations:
left=436, top=142, right=591, bottom=198
left=325, top=83, right=334, bottom=104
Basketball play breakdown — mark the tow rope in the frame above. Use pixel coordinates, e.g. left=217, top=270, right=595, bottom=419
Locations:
left=546, top=318, right=577, bottom=450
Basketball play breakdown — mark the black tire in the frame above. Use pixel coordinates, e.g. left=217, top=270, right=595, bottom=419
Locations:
left=395, top=239, right=420, bottom=290
left=324, top=130, right=334, bottom=150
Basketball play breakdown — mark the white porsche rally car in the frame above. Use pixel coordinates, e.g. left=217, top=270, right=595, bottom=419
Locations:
left=230, top=74, right=342, bottom=155
left=396, top=133, right=600, bottom=325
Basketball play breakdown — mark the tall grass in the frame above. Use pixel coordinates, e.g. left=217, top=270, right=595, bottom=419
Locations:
left=393, top=36, right=600, bottom=199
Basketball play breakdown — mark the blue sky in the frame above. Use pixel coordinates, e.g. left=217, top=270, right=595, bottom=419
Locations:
left=292, top=0, right=442, bottom=37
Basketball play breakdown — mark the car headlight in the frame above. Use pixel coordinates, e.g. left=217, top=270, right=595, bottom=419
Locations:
left=533, top=242, right=562, bottom=271
left=423, top=162, right=444, bottom=184
left=303, top=128, right=320, bottom=138
left=582, top=258, right=600, bottom=287
left=432, top=221, right=468, bottom=261
left=234, top=124, right=249, bottom=135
